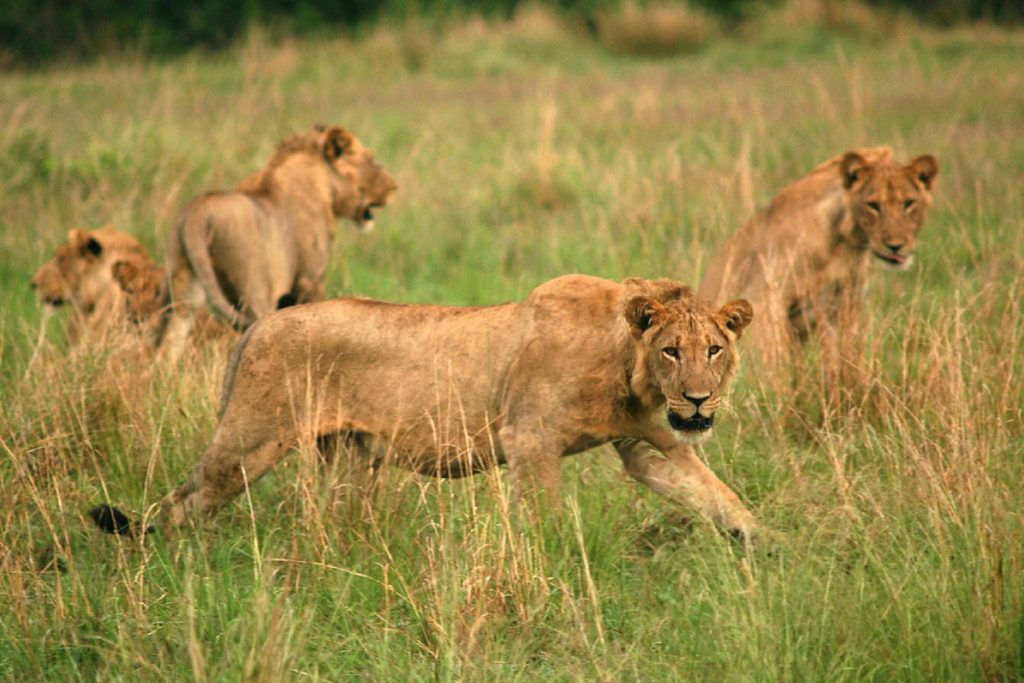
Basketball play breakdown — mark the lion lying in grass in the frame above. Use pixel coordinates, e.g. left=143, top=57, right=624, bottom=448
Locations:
left=699, top=147, right=938, bottom=385
left=31, top=226, right=226, bottom=349
left=93, top=275, right=758, bottom=540
left=31, top=226, right=166, bottom=346
left=158, top=124, right=397, bottom=362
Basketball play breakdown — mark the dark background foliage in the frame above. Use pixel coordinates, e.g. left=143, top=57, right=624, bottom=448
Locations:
left=1, top=0, right=1021, bottom=66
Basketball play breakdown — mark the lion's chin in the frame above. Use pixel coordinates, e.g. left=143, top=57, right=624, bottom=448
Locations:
left=674, top=428, right=713, bottom=445
left=667, top=411, right=714, bottom=444
left=873, top=251, right=913, bottom=271
left=354, top=205, right=379, bottom=234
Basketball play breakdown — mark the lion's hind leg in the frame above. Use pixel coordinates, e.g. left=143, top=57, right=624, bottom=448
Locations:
left=161, top=427, right=293, bottom=528
left=157, top=270, right=204, bottom=364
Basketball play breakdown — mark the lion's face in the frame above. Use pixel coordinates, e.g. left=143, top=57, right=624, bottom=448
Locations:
left=31, top=230, right=112, bottom=311
left=30, top=252, right=70, bottom=307
left=319, top=126, right=398, bottom=234
left=626, top=292, right=753, bottom=444
left=840, top=152, right=938, bottom=271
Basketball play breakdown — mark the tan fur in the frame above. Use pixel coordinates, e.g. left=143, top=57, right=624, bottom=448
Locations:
left=699, top=146, right=938, bottom=378
left=158, top=125, right=397, bottom=362
left=111, top=259, right=165, bottom=324
left=157, top=275, right=757, bottom=538
left=32, top=226, right=231, bottom=349
left=31, top=227, right=160, bottom=345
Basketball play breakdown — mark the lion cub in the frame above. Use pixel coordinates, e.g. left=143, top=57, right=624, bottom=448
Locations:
left=93, top=275, right=759, bottom=540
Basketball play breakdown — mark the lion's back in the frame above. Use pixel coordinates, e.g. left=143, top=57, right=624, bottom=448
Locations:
left=523, top=274, right=624, bottom=329
left=699, top=146, right=894, bottom=305
left=228, top=277, right=633, bottom=424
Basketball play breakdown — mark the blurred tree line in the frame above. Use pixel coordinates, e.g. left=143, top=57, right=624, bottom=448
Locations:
left=1, top=0, right=1021, bottom=66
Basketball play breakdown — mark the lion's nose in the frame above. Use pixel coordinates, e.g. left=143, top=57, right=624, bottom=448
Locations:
left=684, top=392, right=710, bottom=409
left=884, top=240, right=905, bottom=253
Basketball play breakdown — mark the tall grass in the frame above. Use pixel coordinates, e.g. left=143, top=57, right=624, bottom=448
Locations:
left=1, top=6, right=1023, bottom=680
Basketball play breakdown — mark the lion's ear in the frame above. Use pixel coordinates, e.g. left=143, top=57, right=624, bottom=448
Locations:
left=69, top=229, right=102, bottom=257
left=840, top=152, right=869, bottom=189
left=907, top=154, right=938, bottom=190
left=111, top=260, right=137, bottom=288
left=68, top=228, right=87, bottom=247
left=718, top=299, right=753, bottom=338
left=625, top=296, right=665, bottom=340
left=323, top=126, right=355, bottom=161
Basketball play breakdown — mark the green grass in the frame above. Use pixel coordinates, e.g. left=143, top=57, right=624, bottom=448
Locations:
left=2, top=7, right=1024, bottom=681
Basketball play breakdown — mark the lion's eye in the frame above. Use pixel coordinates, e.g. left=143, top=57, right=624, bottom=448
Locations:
left=866, top=201, right=882, bottom=214
left=708, top=345, right=722, bottom=358
left=662, top=347, right=679, bottom=360
left=903, top=199, right=916, bottom=212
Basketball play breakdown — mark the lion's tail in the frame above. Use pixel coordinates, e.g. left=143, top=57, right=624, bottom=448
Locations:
left=88, top=505, right=156, bottom=538
left=180, top=205, right=254, bottom=332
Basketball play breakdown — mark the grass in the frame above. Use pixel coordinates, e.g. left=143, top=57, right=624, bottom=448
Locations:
left=2, top=5, right=1024, bottom=680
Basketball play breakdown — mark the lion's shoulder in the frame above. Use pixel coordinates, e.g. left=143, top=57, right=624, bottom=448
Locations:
left=768, top=146, right=893, bottom=214
left=524, top=275, right=623, bottom=319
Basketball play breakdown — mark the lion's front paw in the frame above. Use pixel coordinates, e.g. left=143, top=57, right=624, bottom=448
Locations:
left=728, top=523, right=781, bottom=556
left=728, top=523, right=756, bottom=546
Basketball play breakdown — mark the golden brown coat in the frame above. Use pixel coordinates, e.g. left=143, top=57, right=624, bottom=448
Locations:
left=158, top=125, right=397, bottom=361
left=155, top=275, right=758, bottom=538
left=31, top=227, right=161, bottom=345
left=699, top=147, right=938, bottom=378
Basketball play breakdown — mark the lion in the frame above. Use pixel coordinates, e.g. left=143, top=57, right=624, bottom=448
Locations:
left=699, top=147, right=938, bottom=382
left=30, top=226, right=163, bottom=345
left=157, top=124, right=398, bottom=362
left=31, top=226, right=229, bottom=348
left=91, top=275, right=758, bottom=540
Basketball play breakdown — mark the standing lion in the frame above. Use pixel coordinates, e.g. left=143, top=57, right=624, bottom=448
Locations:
left=92, top=275, right=760, bottom=541
left=699, top=146, right=938, bottom=394
left=158, top=124, right=397, bottom=362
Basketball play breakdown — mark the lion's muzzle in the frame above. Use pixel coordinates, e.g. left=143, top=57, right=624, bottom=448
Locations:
left=667, top=410, right=714, bottom=433
left=666, top=392, right=719, bottom=437
left=355, top=201, right=388, bottom=233
left=873, top=249, right=914, bottom=270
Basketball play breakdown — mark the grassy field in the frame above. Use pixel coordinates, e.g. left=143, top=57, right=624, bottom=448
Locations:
left=2, top=6, right=1023, bottom=680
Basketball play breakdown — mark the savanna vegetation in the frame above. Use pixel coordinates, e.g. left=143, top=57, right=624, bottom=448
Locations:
left=1, top=2, right=1023, bottom=680
left=2, top=0, right=1022, bottom=65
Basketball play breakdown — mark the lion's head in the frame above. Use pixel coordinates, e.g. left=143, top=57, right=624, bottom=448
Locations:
left=242, top=126, right=398, bottom=235
left=31, top=227, right=155, bottom=317
left=840, top=151, right=938, bottom=270
left=317, top=125, right=398, bottom=233
left=624, top=280, right=753, bottom=444
left=30, top=253, right=69, bottom=307
left=111, top=258, right=165, bottom=323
